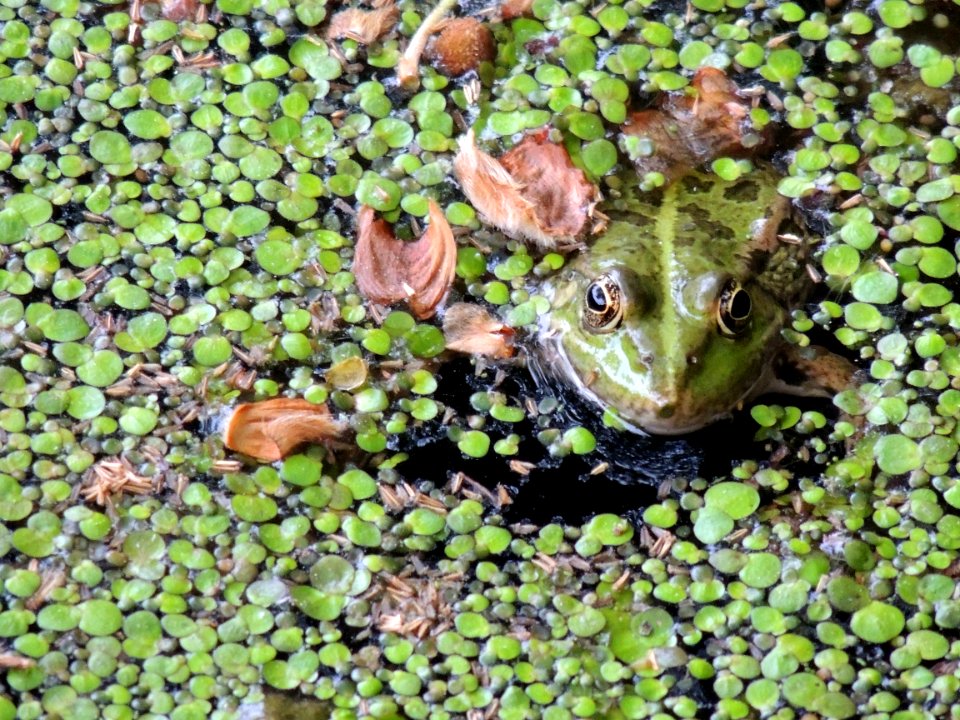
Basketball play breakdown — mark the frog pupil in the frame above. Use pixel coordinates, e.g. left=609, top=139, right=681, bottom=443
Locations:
left=730, top=289, right=751, bottom=319
left=718, top=279, right=751, bottom=336
left=583, top=276, right=623, bottom=333
left=587, top=283, right=608, bottom=312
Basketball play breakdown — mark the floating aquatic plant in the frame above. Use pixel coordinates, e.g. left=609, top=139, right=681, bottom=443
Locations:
left=2, top=0, right=960, bottom=718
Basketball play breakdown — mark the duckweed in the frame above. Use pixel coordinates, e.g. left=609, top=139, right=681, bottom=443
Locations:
left=3, top=0, right=960, bottom=718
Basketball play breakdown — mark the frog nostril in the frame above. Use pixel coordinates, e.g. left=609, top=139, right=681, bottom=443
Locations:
left=658, top=404, right=675, bottom=419
left=642, top=353, right=653, bottom=365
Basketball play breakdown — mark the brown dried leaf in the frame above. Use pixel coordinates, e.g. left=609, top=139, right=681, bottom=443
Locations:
left=354, top=207, right=406, bottom=305
left=426, top=18, right=495, bottom=76
left=325, top=3, right=399, bottom=44
left=159, top=0, right=199, bottom=21
left=443, top=303, right=515, bottom=359
left=622, top=67, right=767, bottom=181
left=223, top=398, right=344, bottom=462
left=500, top=129, right=600, bottom=239
left=453, top=129, right=599, bottom=250
left=453, top=130, right=543, bottom=244
left=397, top=0, right=457, bottom=89
left=354, top=200, right=456, bottom=319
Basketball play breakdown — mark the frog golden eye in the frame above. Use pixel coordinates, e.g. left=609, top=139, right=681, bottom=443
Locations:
left=718, top=279, right=752, bottom=337
left=583, top=275, right=623, bottom=333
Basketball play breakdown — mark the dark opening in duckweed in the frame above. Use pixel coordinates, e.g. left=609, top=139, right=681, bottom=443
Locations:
left=3, top=0, right=960, bottom=719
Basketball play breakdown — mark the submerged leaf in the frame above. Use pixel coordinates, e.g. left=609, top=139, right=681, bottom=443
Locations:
left=354, top=200, right=456, bottom=319
left=622, top=67, right=768, bottom=181
left=453, top=129, right=600, bottom=249
left=224, top=398, right=344, bottom=462
left=326, top=356, right=368, bottom=390
left=325, top=3, right=399, bottom=45
left=443, top=303, right=515, bottom=358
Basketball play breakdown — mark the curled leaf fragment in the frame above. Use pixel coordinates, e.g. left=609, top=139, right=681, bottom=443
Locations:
left=326, top=356, right=368, bottom=391
left=325, top=2, right=399, bottom=45
left=223, top=398, right=345, bottom=462
left=354, top=200, right=456, bottom=319
left=622, top=67, right=769, bottom=182
left=443, top=303, right=515, bottom=359
left=453, top=129, right=600, bottom=250
left=397, top=0, right=457, bottom=89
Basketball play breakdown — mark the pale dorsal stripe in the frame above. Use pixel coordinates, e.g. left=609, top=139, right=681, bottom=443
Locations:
left=655, top=181, right=680, bottom=388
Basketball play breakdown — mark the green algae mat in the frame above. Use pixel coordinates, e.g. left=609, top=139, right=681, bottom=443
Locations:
left=2, top=0, right=960, bottom=718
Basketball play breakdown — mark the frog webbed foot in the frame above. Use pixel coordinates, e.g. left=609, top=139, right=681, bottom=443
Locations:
left=767, top=344, right=858, bottom=398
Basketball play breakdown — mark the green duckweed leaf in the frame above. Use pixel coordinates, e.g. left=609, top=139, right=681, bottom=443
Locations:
left=850, top=601, right=905, bottom=643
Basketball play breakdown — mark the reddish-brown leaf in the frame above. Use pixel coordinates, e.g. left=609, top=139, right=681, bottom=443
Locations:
left=443, top=303, right=515, bottom=359
left=621, top=67, right=767, bottom=181
left=160, top=0, right=199, bottom=21
left=325, top=3, right=399, bottom=44
left=500, top=129, right=600, bottom=239
left=354, top=208, right=406, bottom=305
left=453, top=129, right=599, bottom=250
left=223, top=398, right=344, bottom=462
left=354, top=200, right=456, bottom=319
left=427, top=18, right=495, bottom=76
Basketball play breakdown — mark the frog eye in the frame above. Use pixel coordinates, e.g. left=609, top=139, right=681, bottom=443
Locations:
left=717, top=279, right=752, bottom=337
left=583, top=275, right=623, bottom=333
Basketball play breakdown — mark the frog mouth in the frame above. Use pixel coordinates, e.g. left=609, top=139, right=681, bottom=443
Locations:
left=531, top=329, right=775, bottom=436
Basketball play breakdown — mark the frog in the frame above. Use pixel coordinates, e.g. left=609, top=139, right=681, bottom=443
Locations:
left=536, top=165, right=824, bottom=435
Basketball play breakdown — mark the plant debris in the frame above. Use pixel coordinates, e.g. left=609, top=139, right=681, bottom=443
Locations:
left=325, top=1, right=399, bottom=45
left=427, top=18, right=496, bottom=76
left=223, top=398, right=345, bottom=462
left=354, top=200, right=457, bottom=319
left=453, top=129, right=601, bottom=249
left=397, top=0, right=458, bottom=89
left=81, top=458, right=154, bottom=506
left=622, top=67, right=770, bottom=181
left=442, top=303, right=515, bottom=358
left=158, top=0, right=201, bottom=22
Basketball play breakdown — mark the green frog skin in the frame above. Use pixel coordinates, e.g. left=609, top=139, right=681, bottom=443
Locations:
left=539, top=167, right=810, bottom=435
